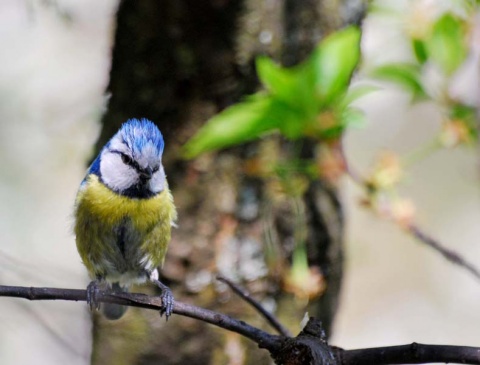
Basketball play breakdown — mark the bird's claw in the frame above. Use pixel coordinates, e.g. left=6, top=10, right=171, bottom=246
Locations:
left=159, top=288, right=174, bottom=320
left=151, top=278, right=174, bottom=320
left=86, top=281, right=100, bottom=311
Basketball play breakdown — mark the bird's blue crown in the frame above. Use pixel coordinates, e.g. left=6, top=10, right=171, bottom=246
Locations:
left=117, top=118, right=164, bottom=156
left=87, top=118, right=164, bottom=178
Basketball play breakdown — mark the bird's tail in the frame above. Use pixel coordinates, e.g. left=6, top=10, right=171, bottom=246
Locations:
left=101, top=282, right=127, bottom=320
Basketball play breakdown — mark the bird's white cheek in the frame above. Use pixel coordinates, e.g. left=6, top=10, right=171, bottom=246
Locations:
left=100, top=153, right=138, bottom=191
left=149, top=168, right=165, bottom=193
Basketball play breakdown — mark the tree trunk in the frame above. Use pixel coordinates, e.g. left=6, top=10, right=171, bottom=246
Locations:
left=92, top=1, right=365, bottom=364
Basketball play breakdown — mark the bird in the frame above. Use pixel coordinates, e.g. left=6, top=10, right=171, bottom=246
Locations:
left=74, top=118, right=177, bottom=319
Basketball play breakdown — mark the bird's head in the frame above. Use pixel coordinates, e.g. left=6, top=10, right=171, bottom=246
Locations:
left=92, top=118, right=166, bottom=198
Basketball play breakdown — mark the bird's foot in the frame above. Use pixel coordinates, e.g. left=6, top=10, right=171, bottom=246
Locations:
left=151, top=278, right=174, bottom=320
left=86, top=280, right=101, bottom=311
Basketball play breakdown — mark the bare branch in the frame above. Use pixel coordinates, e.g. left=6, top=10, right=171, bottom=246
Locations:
left=216, top=275, right=292, bottom=337
left=337, top=343, right=480, bottom=365
left=3, top=284, right=480, bottom=364
left=0, top=284, right=282, bottom=352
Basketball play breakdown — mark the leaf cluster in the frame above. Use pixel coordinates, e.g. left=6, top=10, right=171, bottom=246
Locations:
left=184, top=27, right=365, bottom=158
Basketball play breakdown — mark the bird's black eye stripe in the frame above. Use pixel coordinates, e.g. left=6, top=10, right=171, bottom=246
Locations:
left=117, top=152, right=140, bottom=170
left=112, top=150, right=155, bottom=172
left=120, top=153, right=133, bottom=165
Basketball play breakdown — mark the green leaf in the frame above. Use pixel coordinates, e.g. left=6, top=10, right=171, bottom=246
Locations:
left=256, top=56, right=317, bottom=114
left=371, top=63, right=426, bottom=99
left=183, top=93, right=310, bottom=157
left=449, top=104, right=478, bottom=142
left=256, top=56, right=292, bottom=97
left=450, top=104, right=476, bottom=120
left=340, top=107, right=367, bottom=128
left=183, top=94, right=277, bottom=158
left=274, top=101, right=313, bottom=139
left=425, top=13, right=467, bottom=75
left=412, top=39, right=428, bottom=64
left=312, top=26, right=361, bottom=105
left=339, top=84, right=380, bottom=109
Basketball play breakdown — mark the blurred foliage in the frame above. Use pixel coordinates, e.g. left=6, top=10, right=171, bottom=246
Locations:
left=184, top=5, right=478, bottom=159
left=369, top=6, right=477, bottom=147
left=183, top=0, right=480, bottom=284
left=371, top=63, right=426, bottom=100
left=362, top=1, right=480, bottom=226
left=425, top=14, right=467, bottom=75
left=183, top=26, right=364, bottom=158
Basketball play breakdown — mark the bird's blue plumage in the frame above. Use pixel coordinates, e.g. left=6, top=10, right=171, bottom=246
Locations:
left=118, top=118, right=164, bottom=158
left=88, top=154, right=101, bottom=176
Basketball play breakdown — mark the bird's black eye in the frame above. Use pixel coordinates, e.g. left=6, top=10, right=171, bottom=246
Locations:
left=152, top=166, right=159, bottom=173
left=121, top=154, right=133, bottom=165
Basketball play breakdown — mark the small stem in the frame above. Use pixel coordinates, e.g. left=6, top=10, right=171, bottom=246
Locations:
left=216, top=275, right=292, bottom=337
left=402, top=139, right=441, bottom=169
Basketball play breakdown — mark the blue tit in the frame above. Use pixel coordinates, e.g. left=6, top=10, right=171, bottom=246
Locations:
left=74, top=118, right=177, bottom=319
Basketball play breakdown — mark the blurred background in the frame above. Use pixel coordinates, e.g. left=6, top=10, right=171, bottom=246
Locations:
left=0, top=0, right=479, bottom=364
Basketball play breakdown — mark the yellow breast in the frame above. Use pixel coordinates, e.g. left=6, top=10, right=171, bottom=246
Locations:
left=74, top=174, right=177, bottom=279
left=76, top=175, right=175, bottom=230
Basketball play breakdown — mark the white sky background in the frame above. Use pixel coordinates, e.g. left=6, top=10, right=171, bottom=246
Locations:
left=0, top=1, right=479, bottom=364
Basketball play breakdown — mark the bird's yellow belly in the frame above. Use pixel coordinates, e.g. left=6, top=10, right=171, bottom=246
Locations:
left=74, top=175, right=176, bottom=284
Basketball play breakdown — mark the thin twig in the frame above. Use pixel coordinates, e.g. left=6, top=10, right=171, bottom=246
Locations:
left=0, top=284, right=282, bottom=352
left=216, top=275, right=292, bottom=337
left=340, top=147, right=480, bottom=283
left=408, top=224, right=480, bottom=281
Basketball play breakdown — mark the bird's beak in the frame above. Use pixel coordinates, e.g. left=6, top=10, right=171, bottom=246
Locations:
left=139, top=167, right=153, bottom=182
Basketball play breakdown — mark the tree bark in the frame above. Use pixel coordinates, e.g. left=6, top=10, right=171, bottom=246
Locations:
left=92, top=1, right=366, bottom=364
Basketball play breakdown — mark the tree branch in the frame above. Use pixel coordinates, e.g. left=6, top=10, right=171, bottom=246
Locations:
left=3, top=284, right=480, bottom=364
left=337, top=343, right=480, bottom=364
left=0, top=284, right=282, bottom=352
